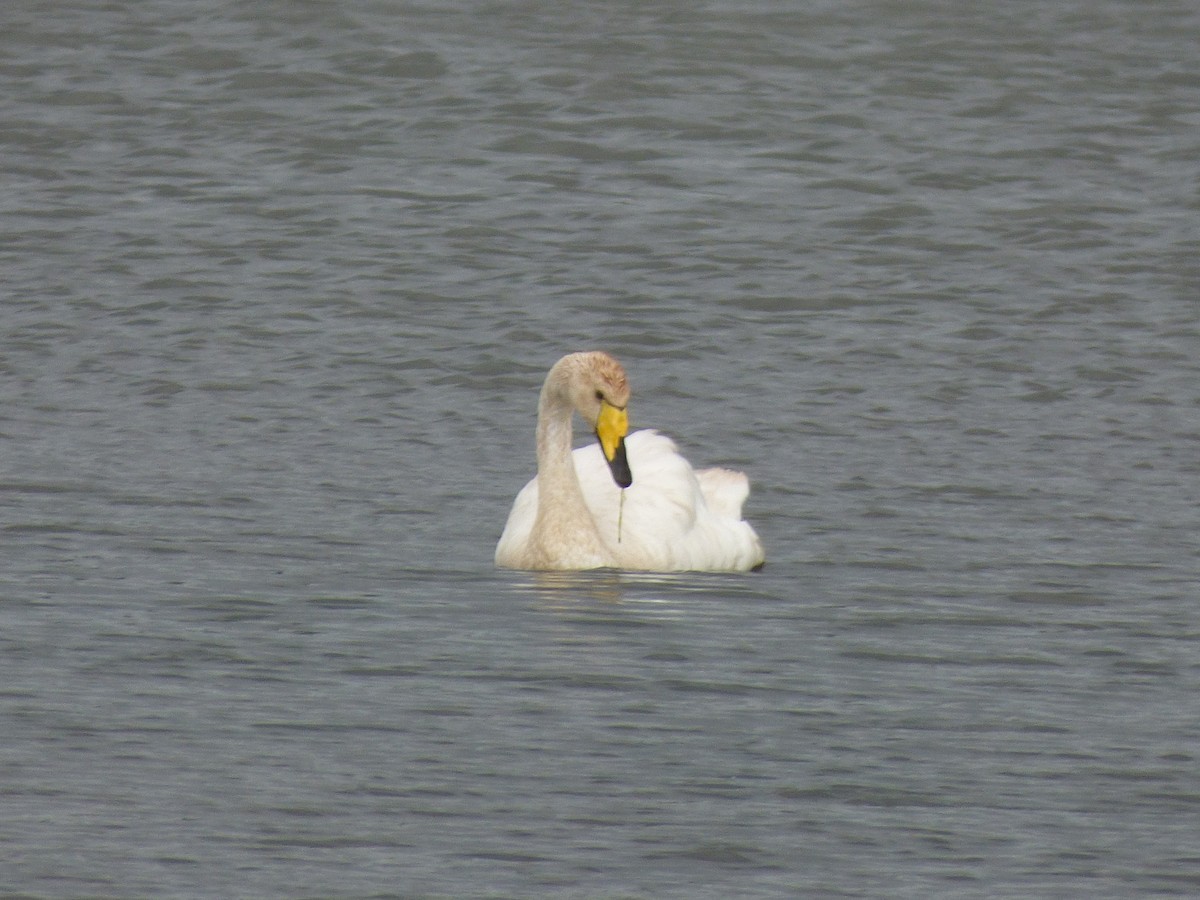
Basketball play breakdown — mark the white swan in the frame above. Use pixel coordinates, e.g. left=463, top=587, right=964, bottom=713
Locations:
left=495, top=351, right=764, bottom=572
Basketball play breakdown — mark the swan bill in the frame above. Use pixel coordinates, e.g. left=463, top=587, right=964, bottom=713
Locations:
left=595, top=401, right=633, bottom=489
left=605, top=436, right=632, bottom=488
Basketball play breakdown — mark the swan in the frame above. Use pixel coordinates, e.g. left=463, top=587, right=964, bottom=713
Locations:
left=495, top=351, right=764, bottom=572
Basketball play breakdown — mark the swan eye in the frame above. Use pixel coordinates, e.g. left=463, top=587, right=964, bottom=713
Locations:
left=594, top=390, right=604, bottom=401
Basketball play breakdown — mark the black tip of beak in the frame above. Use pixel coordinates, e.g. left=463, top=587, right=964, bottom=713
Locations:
left=606, top=438, right=632, bottom=489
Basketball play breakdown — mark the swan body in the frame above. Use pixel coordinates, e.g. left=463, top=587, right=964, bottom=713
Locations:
left=495, top=352, right=764, bottom=572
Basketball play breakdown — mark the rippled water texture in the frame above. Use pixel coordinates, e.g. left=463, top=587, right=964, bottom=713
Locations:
left=2, top=1, right=1199, bottom=896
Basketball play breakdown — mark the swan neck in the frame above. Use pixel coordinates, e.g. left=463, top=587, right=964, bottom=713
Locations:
left=532, top=372, right=609, bottom=559
left=535, top=385, right=582, bottom=501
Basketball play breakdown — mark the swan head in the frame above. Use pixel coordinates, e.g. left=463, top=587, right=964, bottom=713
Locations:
left=554, top=351, right=633, bottom=489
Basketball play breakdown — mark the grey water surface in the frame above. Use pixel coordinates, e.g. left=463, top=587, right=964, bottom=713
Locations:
left=2, top=1, right=1199, bottom=897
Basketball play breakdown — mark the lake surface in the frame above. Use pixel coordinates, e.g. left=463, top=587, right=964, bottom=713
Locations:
left=2, top=1, right=1198, bottom=896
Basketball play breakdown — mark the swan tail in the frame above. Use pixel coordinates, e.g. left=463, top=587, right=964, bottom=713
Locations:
left=695, top=467, right=751, bottom=519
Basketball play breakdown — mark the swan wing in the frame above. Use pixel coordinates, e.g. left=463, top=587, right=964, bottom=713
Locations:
left=494, top=478, right=539, bottom=567
left=575, top=430, right=764, bottom=572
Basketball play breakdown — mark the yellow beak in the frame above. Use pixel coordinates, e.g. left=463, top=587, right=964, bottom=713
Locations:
left=595, top=401, right=627, bottom=461
left=595, top=400, right=632, bottom=488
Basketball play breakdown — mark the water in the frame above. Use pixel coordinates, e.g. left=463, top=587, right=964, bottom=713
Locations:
left=2, top=0, right=1198, bottom=895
